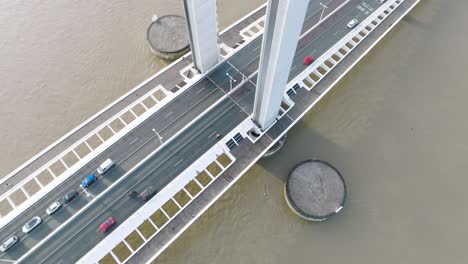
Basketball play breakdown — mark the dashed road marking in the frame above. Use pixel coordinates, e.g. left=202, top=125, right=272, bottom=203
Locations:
left=164, top=111, right=173, bottom=119
left=129, top=137, right=139, bottom=145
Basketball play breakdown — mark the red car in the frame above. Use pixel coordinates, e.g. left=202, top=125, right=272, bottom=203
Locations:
left=98, top=217, right=115, bottom=233
left=303, top=55, right=314, bottom=65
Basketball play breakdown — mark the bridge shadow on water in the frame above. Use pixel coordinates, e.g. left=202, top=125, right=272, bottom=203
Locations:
left=257, top=124, right=344, bottom=183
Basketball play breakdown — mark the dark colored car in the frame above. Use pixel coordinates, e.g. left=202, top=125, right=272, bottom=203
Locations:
left=139, top=187, right=156, bottom=201
left=64, top=190, right=78, bottom=203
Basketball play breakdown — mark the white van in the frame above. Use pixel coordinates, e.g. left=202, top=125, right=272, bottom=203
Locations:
left=97, top=158, right=115, bottom=174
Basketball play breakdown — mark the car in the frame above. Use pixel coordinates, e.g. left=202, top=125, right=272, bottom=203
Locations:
left=98, top=217, right=115, bottom=233
left=0, top=235, right=19, bottom=252
left=378, top=0, right=387, bottom=3
left=97, top=158, right=115, bottom=174
left=46, top=201, right=62, bottom=215
left=303, top=55, right=314, bottom=65
left=22, top=216, right=42, bottom=233
left=347, top=18, right=359, bottom=29
left=81, top=174, right=97, bottom=188
left=139, top=187, right=156, bottom=201
left=64, top=189, right=78, bottom=203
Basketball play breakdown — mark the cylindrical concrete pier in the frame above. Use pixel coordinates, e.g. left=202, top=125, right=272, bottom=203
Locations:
left=284, top=160, right=346, bottom=221
left=146, top=15, right=190, bottom=60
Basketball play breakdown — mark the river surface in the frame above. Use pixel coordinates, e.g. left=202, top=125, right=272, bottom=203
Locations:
left=2, top=0, right=468, bottom=263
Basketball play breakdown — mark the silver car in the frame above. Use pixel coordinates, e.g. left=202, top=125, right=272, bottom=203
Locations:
left=0, top=235, right=19, bottom=252
left=347, top=18, right=359, bottom=29
left=22, top=216, right=42, bottom=233
left=46, top=201, right=62, bottom=215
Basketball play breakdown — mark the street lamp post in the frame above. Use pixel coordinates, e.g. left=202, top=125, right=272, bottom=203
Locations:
left=319, top=3, right=328, bottom=22
left=226, top=72, right=236, bottom=91
left=152, top=128, right=163, bottom=144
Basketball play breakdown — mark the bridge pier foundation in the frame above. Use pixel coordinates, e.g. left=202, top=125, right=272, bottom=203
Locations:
left=263, top=134, right=287, bottom=158
left=284, top=160, right=346, bottom=221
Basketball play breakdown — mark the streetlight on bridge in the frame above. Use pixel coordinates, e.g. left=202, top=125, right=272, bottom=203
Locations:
left=226, top=72, right=237, bottom=91
left=152, top=128, right=163, bottom=144
left=319, top=3, right=328, bottom=22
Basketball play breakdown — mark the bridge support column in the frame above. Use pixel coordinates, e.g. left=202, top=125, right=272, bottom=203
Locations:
left=252, top=0, right=309, bottom=130
left=183, top=0, right=220, bottom=73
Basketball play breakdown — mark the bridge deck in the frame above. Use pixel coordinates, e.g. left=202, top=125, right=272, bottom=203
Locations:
left=0, top=3, right=268, bottom=225
left=128, top=0, right=421, bottom=263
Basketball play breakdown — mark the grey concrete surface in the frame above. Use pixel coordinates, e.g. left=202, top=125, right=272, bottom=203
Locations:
left=285, top=160, right=346, bottom=220
left=147, top=15, right=190, bottom=59
left=147, top=15, right=189, bottom=53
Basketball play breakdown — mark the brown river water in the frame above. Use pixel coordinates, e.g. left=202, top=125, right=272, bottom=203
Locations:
left=2, top=0, right=468, bottom=263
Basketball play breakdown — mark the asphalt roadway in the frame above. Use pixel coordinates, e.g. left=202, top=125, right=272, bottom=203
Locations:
left=26, top=98, right=248, bottom=264
left=0, top=0, right=386, bottom=262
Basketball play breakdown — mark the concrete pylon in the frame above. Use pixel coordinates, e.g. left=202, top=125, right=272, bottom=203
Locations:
left=183, top=0, right=220, bottom=73
left=253, top=0, right=309, bottom=130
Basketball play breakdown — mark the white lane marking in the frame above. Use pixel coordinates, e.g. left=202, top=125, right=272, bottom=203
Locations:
left=164, top=111, right=173, bottom=119
left=196, top=86, right=208, bottom=94
left=158, top=88, right=219, bottom=134
left=80, top=186, right=95, bottom=199
left=208, top=131, right=217, bottom=138
left=173, top=160, right=183, bottom=167
left=129, top=137, right=139, bottom=145
left=300, top=0, right=352, bottom=39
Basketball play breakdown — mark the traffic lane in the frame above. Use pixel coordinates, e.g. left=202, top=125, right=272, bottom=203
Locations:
left=302, top=0, right=345, bottom=31
left=228, top=0, right=348, bottom=79
left=307, top=1, right=380, bottom=53
left=24, top=99, right=247, bottom=263
left=0, top=191, right=93, bottom=260
left=0, top=68, right=225, bottom=258
left=229, top=81, right=257, bottom=114
left=159, top=83, right=225, bottom=137
left=226, top=0, right=335, bottom=73
left=227, top=37, right=262, bottom=72
left=21, top=99, right=231, bottom=262
left=5, top=70, right=225, bottom=260
left=289, top=0, right=380, bottom=78
left=50, top=101, right=246, bottom=264
left=153, top=78, right=223, bottom=133
left=303, top=0, right=337, bottom=21
left=0, top=76, right=218, bottom=230
left=224, top=1, right=340, bottom=76
left=290, top=0, right=363, bottom=77
left=54, top=101, right=246, bottom=263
